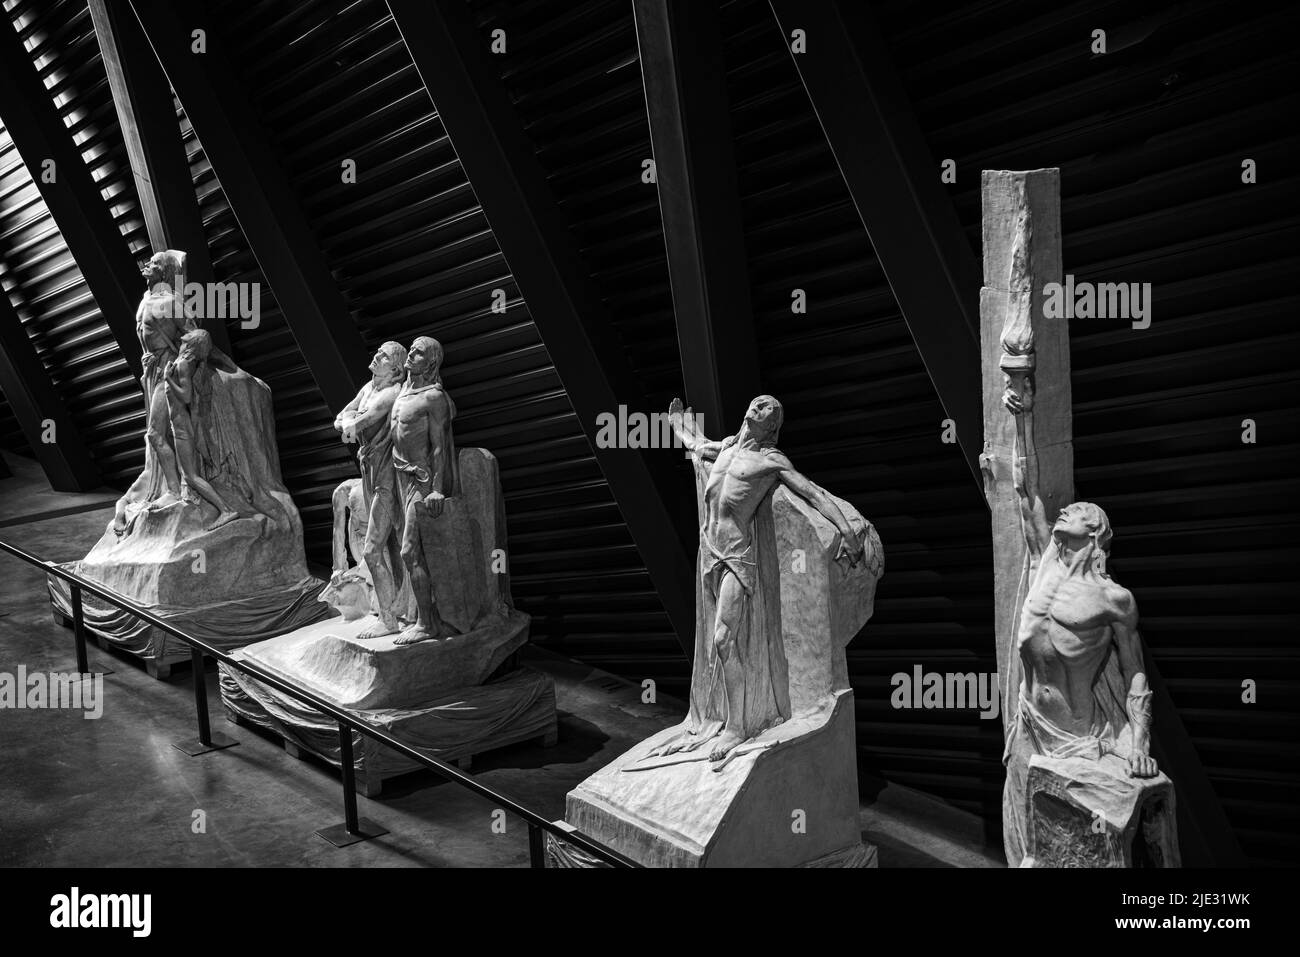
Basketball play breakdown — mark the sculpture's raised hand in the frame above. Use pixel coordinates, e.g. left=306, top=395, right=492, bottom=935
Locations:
left=667, top=397, right=697, bottom=450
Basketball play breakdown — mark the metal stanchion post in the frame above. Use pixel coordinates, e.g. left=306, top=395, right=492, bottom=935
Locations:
left=173, top=645, right=238, bottom=755
left=316, top=720, right=388, bottom=847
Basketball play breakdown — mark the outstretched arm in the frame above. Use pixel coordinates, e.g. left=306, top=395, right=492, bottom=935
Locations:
left=1005, top=393, right=1052, bottom=559
left=776, top=461, right=864, bottom=566
left=667, top=397, right=725, bottom=462
left=1112, top=592, right=1157, bottom=778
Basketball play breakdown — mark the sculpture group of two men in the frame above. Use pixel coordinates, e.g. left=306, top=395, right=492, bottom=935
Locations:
left=332, top=336, right=460, bottom=645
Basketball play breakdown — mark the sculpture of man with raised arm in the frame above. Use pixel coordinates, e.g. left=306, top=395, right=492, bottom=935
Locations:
left=652, top=395, right=865, bottom=763
left=332, top=341, right=409, bottom=638
left=388, top=336, right=460, bottom=645
left=1001, top=382, right=1159, bottom=866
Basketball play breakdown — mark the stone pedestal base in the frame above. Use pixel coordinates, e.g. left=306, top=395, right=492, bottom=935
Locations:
left=221, top=608, right=531, bottom=710
left=1022, top=753, right=1180, bottom=868
left=48, top=573, right=327, bottom=679
left=46, top=488, right=327, bottom=679
left=217, top=609, right=550, bottom=796
left=552, top=690, right=868, bottom=867
left=221, top=665, right=556, bottom=796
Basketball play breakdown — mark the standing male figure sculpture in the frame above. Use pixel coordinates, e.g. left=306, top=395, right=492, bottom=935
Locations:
left=1001, top=383, right=1160, bottom=865
left=389, top=336, right=460, bottom=645
left=332, top=341, right=409, bottom=638
left=652, top=395, right=864, bottom=763
left=113, top=250, right=195, bottom=534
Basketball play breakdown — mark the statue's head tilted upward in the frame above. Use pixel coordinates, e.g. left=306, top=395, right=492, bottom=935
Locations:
left=370, top=340, right=408, bottom=388
left=744, top=394, right=783, bottom=448
left=406, top=336, right=444, bottom=384
left=142, top=249, right=186, bottom=291
left=1051, top=501, right=1113, bottom=578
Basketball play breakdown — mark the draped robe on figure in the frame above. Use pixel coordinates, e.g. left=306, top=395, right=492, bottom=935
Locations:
left=669, top=438, right=791, bottom=749
left=1001, top=542, right=1141, bottom=867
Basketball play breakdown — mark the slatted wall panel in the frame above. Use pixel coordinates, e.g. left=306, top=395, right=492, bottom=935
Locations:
left=1, top=0, right=144, bottom=486
left=175, top=95, right=341, bottom=561
left=720, top=0, right=1002, bottom=818
left=872, top=0, right=1299, bottom=865
left=469, top=0, right=687, bottom=686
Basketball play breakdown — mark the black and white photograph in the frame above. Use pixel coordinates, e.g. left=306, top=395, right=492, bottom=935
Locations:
left=0, top=0, right=1294, bottom=937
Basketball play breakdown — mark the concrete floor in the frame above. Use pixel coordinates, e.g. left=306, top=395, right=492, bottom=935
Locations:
left=0, top=452, right=1002, bottom=867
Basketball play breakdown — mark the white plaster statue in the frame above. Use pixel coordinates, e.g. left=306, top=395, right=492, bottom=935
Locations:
left=649, top=395, right=865, bottom=764
left=332, top=341, right=409, bottom=638
left=1001, top=362, right=1160, bottom=866
left=389, top=336, right=461, bottom=644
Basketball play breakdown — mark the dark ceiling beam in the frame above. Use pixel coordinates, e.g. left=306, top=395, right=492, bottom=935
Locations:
left=386, top=0, right=696, bottom=651
left=128, top=0, right=367, bottom=412
left=633, top=0, right=760, bottom=438
left=769, top=0, right=985, bottom=488
left=0, top=287, right=102, bottom=492
left=0, top=16, right=143, bottom=380
left=88, top=0, right=230, bottom=355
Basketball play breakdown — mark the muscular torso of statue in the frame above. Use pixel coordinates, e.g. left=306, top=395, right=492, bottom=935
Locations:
left=1018, top=564, right=1131, bottom=735
left=390, top=385, right=454, bottom=492
left=389, top=379, right=459, bottom=644
left=703, top=445, right=781, bottom=556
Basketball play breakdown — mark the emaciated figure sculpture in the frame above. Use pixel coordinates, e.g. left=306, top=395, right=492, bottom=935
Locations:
left=332, top=341, right=409, bottom=638
left=389, top=336, right=461, bottom=645
left=652, top=395, right=864, bottom=763
left=1001, top=383, right=1158, bottom=866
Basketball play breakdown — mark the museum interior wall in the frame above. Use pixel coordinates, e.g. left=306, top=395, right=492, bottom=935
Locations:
left=0, top=0, right=1295, bottom=864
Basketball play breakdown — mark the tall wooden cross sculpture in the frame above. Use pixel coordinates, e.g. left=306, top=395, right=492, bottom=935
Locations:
left=979, top=170, right=1179, bottom=868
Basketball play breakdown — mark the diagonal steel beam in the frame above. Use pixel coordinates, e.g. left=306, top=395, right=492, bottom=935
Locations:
left=88, top=0, right=230, bottom=355
left=128, top=0, right=367, bottom=412
left=0, top=285, right=102, bottom=491
left=0, top=15, right=143, bottom=379
left=633, top=0, right=761, bottom=438
left=386, top=0, right=696, bottom=650
left=769, top=0, right=984, bottom=487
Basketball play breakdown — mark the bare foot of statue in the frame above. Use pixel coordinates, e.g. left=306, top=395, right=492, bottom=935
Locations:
left=648, top=731, right=712, bottom=759
left=206, top=509, right=240, bottom=531
left=707, top=729, right=745, bottom=763
left=146, top=491, right=180, bottom=512
left=393, top=616, right=461, bottom=646
left=357, top=613, right=401, bottom=640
